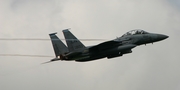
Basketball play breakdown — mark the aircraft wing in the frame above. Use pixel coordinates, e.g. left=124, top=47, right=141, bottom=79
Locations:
left=89, top=40, right=121, bottom=51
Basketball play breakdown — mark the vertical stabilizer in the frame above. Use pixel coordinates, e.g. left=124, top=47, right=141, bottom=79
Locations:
left=49, top=33, right=69, bottom=57
left=62, top=29, right=86, bottom=52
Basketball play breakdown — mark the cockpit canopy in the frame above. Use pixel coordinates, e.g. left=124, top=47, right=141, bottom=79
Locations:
left=122, top=29, right=149, bottom=37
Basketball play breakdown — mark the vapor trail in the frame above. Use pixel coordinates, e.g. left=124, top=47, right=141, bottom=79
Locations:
left=0, top=54, right=54, bottom=57
left=0, top=38, right=106, bottom=41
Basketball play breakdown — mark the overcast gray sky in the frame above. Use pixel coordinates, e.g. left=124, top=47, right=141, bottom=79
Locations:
left=0, top=0, right=180, bottom=90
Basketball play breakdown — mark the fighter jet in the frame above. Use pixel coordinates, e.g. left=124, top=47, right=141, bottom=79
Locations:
left=48, top=29, right=168, bottom=62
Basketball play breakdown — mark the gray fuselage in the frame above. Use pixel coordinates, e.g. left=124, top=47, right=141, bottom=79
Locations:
left=64, top=32, right=168, bottom=62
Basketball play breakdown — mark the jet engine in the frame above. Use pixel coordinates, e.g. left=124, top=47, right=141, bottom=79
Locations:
left=122, top=50, right=132, bottom=54
left=107, top=53, right=122, bottom=59
left=107, top=50, right=132, bottom=59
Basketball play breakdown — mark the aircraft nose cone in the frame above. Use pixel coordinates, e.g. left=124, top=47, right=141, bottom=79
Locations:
left=157, top=34, right=169, bottom=40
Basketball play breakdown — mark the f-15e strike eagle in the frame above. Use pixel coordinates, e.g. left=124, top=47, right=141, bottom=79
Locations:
left=48, top=29, right=168, bottom=62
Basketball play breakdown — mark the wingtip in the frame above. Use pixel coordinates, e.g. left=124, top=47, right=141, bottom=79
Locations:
left=41, top=61, right=53, bottom=64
